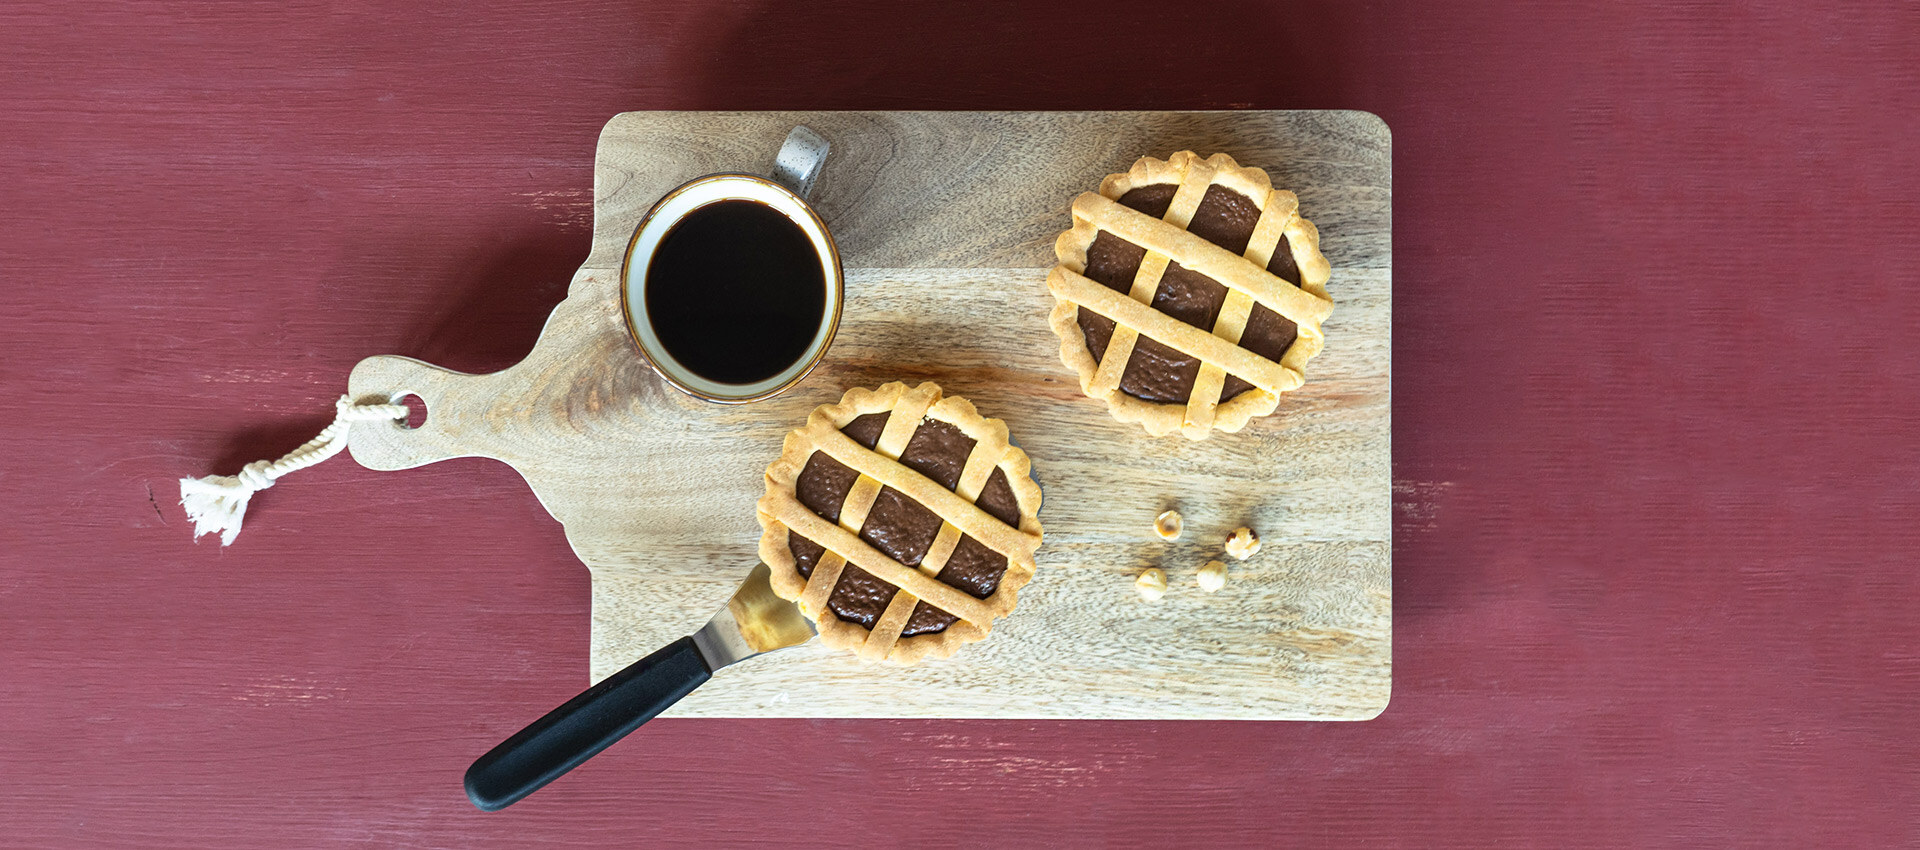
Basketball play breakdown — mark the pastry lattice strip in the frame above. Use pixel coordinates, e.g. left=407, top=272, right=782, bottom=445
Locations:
left=761, top=383, right=1041, bottom=662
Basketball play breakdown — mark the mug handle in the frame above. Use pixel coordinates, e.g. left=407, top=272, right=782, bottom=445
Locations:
left=770, top=125, right=830, bottom=201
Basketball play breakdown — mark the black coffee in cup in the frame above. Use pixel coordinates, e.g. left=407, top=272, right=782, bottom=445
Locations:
left=643, top=199, right=826, bottom=386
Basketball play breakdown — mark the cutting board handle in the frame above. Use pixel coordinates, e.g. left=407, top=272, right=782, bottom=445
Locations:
left=345, top=354, right=514, bottom=471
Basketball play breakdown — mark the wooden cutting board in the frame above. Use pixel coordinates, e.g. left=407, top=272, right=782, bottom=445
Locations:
left=347, top=111, right=1391, bottom=720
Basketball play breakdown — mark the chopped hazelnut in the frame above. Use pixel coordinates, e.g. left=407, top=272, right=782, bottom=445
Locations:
left=1197, top=560, right=1228, bottom=592
left=1135, top=568, right=1168, bottom=602
left=1224, top=526, right=1261, bottom=560
left=1154, top=510, right=1183, bottom=541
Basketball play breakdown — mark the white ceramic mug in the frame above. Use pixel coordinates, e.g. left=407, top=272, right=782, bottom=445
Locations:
left=618, top=126, right=842, bottom=403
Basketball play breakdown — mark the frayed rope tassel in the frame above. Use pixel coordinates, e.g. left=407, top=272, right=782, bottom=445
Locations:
left=180, top=395, right=408, bottom=545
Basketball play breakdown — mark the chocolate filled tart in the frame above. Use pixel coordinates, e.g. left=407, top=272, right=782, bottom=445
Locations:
left=757, top=382, right=1043, bottom=665
left=1047, top=151, right=1334, bottom=439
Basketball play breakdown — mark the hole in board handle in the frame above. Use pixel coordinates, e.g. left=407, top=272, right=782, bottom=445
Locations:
left=393, top=393, right=428, bottom=430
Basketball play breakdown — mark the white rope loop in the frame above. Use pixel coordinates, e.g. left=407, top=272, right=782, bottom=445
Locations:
left=180, top=395, right=408, bottom=546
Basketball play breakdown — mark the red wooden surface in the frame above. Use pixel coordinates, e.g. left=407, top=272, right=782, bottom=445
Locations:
left=4, top=1, right=1916, bottom=846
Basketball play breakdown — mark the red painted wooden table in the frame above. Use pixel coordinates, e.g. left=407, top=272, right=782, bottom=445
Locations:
left=4, top=1, right=1915, bottom=846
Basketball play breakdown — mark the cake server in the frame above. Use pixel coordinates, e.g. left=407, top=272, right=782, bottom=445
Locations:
left=464, top=561, right=815, bottom=811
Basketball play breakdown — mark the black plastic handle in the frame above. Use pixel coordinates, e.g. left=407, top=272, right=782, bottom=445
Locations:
left=465, top=635, right=712, bottom=811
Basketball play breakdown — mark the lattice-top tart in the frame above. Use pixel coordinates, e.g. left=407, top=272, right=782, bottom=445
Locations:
left=758, top=382, right=1044, bottom=665
left=1047, top=151, right=1334, bottom=439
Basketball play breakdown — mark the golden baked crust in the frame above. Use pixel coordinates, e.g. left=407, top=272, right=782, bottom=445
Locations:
left=1047, top=151, right=1334, bottom=439
left=756, top=382, right=1043, bottom=664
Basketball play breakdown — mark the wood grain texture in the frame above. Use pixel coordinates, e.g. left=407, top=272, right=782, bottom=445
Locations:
left=5, top=0, right=1918, bottom=846
left=345, top=111, right=1391, bottom=719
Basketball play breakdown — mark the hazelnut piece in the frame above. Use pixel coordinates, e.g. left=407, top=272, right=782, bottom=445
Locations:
left=1224, top=526, right=1261, bottom=560
left=1197, top=560, right=1228, bottom=593
left=1135, top=568, right=1168, bottom=602
left=1154, top=510, right=1183, bottom=541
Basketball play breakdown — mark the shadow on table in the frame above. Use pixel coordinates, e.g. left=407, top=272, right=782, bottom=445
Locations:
left=400, top=228, right=584, bottom=377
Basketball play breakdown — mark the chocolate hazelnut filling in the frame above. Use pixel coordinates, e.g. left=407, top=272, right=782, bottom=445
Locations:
left=785, top=412, right=1019, bottom=636
left=859, top=487, right=943, bottom=570
left=825, top=565, right=896, bottom=629
left=1075, top=182, right=1304, bottom=407
left=840, top=411, right=888, bottom=449
left=789, top=534, right=825, bottom=579
left=793, top=453, right=859, bottom=526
